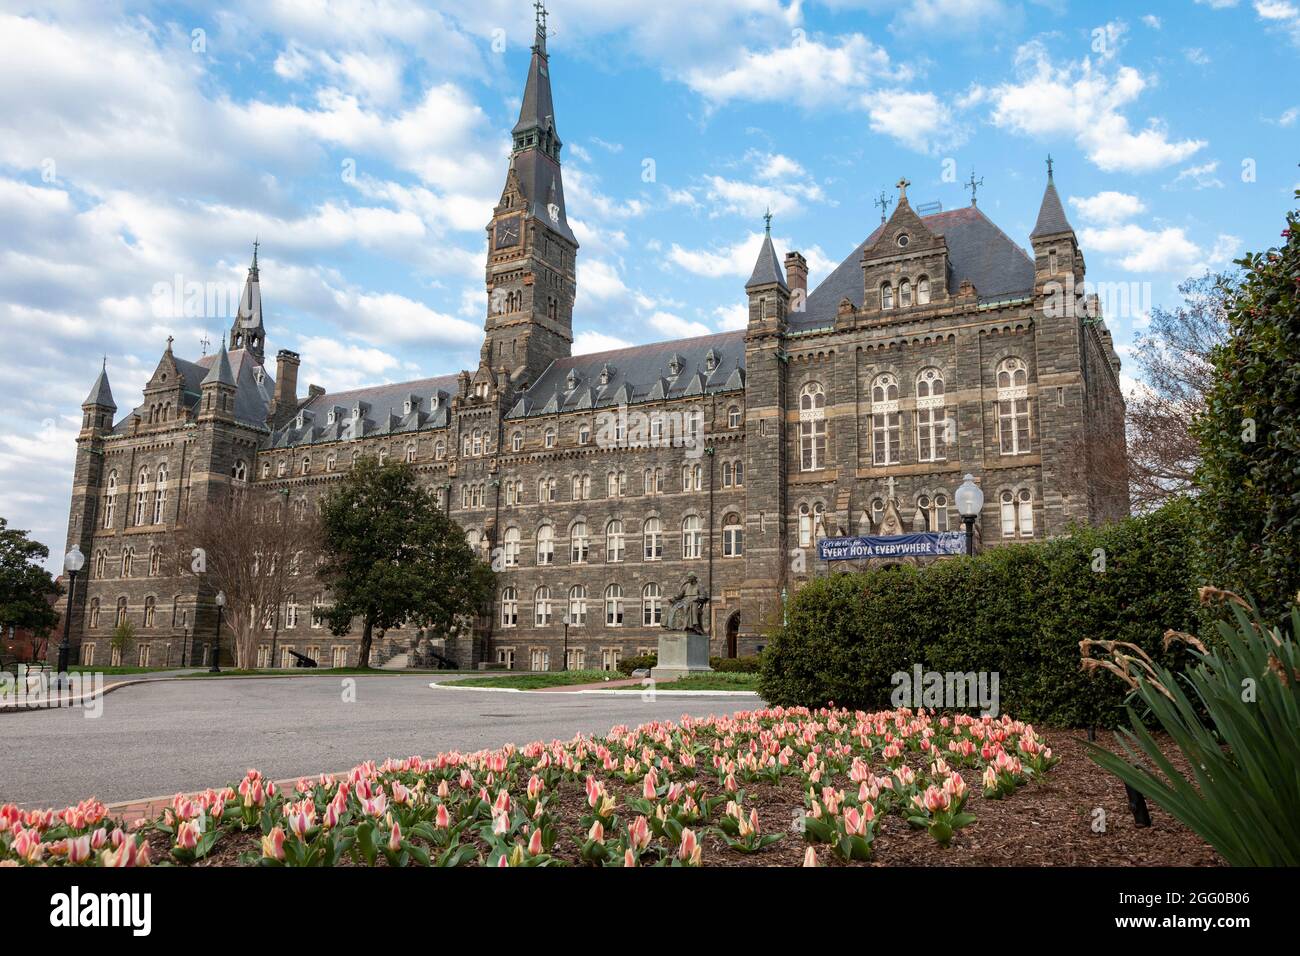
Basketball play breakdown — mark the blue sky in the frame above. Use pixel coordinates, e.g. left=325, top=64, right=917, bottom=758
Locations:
left=1, top=0, right=1298, bottom=568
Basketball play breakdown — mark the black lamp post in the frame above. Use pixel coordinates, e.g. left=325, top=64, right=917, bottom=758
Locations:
left=561, top=614, right=570, bottom=672
left=209, top=591, right=226, bottom=673
left=955, top=474, right=984, bottom=557
left=57, top=546, right=85, bottom=679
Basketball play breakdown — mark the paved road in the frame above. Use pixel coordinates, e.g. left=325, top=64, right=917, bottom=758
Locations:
left=0, top=676, right=759, bottom=808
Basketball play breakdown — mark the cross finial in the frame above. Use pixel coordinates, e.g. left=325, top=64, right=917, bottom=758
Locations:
left=102, top=355, right=107, bottom=371
left=874, top=189, right=892, bottom=223
left=763, top=207, right=773, bottom=235
left=896, top=177, right=911, bottom=201
left=200, top=335, right=210, bottom=356
left=965, top=170, right=984, bottom=207
left=885, top=475, right=898, bottom=502
left=166, top=335, right=174, bottom=352
left=1046, top=154, right=1054, bottom=182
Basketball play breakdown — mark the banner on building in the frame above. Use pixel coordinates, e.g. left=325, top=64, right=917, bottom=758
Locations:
left=816, top=531, right=966, bottom=562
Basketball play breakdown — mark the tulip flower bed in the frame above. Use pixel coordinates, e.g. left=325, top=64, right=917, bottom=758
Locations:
left=0, top=707, right=1218, bottom=868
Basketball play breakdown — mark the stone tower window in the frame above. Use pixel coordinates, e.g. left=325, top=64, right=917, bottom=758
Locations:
left=917, top=275, right=931, bottom=305
left=899, top=279, right=913, bottom=307
left=534, top=587, right=552, bottom=626
left=500, top=588, right=518, bottom=628
left=881, top=282, right=894, bottom=310
left=643, top=518, right=663, bottom=560
left=996, top=358, right=1031, bottom=455
left=870, top=374, right=900, bottom=466
left=799, top=382, right=827, bottom=471
left=605, top=584, right=624, bottom=627
left=915, top=368, right=947, bottom=462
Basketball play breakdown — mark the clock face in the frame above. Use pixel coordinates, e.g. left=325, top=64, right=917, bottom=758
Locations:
left=494, top=215, right=521, bottom=249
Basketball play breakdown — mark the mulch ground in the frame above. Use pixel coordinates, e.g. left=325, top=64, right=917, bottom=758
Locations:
left=133, top=726, right=1221, bottom=867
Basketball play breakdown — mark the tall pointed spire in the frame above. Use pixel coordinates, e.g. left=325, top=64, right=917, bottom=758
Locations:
left=82, top=359, right=116, bottom=410
left=202, top=343, right=236, bottom=388
left=746, top=213, right=787, bottom=291
left=1031, top=157, right=1073, bottom=239
left=229, top=239, right=266, bottom=365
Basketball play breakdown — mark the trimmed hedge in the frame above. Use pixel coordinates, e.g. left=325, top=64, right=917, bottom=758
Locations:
left=616, top=654, right=762, bottom=676
left=758, top=499, right=1200, bottom=728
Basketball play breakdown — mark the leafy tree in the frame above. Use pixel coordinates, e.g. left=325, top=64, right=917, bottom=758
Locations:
left=111, top=619, right=135, bottom=661
left=1193, top=190, right=1300, bottom=624
left=318, top=458, right=493, bottom=669
left=0, top=518, right=60, bottom=661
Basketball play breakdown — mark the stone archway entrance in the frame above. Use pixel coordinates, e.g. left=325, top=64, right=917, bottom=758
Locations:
left=725, top=612, right=740, bottom=658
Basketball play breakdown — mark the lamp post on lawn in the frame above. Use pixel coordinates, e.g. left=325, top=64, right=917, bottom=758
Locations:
left=955, top=474, right=984, bottom=557
left=57, top=546, right=85, bottom=680
left=561, top=614, right=570, bottom=672
left=209, top=591, right=226, bottom=674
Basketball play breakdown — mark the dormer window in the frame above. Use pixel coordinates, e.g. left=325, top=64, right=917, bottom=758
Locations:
left=431, top=395, right=440, bottom=411
left=566, top=369, right=579, bottom=390
left=351, top=407, right=361, bottom=421
left=599, top=364, right=613, bottom=386
left=403, top=397, right=416, bottom=415
left=254, top=368, right=265, bottom=386
left=668, top=355, right=683, bottom=377
left=705, top=350, right=719, bottom=372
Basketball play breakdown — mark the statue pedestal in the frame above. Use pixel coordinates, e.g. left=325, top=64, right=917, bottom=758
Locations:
left=651, top=631, right=712, bottom=682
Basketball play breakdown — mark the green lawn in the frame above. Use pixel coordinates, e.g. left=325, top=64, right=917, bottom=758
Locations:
left=659, top=672, right=760, bottom=692
left=441, top=669, right=625, bottom=690
left=67, top=665, right=190, bottom=676
left=179, top=667, right=460, bottom=679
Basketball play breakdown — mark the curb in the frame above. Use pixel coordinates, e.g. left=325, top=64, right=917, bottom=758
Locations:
left=429, top=681, right=761, bottom=698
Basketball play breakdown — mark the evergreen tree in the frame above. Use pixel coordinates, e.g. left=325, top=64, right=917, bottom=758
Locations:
left=318, top=458, right=493, bottom=668
left=1193, top=189, right=1300, bottom=622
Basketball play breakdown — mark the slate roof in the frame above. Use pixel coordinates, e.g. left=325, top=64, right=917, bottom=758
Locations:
left=795, top=205, right=1036, bottom=330
left=746, top=231, right=787, bottom=290
left=506, top=330, right=745, bottom=419
left=268, top=373, right=460, bottom=448
left=1030, top=179, right=1074, bottom=239
left=111, top=348, right=275, bottom=435
left=511, top=148, right=575, bottom=244
left=83, top=366, right=116, bottom=409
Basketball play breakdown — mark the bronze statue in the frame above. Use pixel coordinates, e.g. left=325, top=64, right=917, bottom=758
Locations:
left=663, top=573, right=708, bottom=634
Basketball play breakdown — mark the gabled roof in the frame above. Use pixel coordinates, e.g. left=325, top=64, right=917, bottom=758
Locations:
left=507, top=330, right=745, bottom=419
left=795, top=206, right=1036, bottom=330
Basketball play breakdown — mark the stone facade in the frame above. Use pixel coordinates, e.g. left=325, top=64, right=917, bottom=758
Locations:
left=58, top=19, right=1128, bottom=672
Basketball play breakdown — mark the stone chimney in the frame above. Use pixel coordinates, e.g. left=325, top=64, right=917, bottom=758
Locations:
left=271, top=349, right=300, bottom=426
left=784, top=251, right=808, bottom=312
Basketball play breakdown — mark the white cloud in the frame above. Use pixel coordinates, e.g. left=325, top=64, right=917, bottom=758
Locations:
left=648, top=311, right=713, bottom=339
left=1277, top=106, right=1299, bottom=126
left=713, top=303, right=749, bottom=330
left=1142, top=14, right=1163, bottom=28
left=985, top=42, right=1207, bottom=173
left=1184, top=47, right=1212, bottom=66
left=573, top=330, right=633, bottom=355
left=862, top=89, right=967, bottom=154
left=1170, top=161, right=1225, bottom=190
left=1068, top=191, right=1147, bottom=225
left=1080, top=224, right=1240, bottom=275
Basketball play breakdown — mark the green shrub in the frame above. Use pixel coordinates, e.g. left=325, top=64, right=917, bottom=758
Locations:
left=709, top=655, right=762, bottom=673
left=759, top=500, right=1200, bottom=728
left=617, top=654, right=657, bottom=676
left=1088, top=593, right=1300, bottom=866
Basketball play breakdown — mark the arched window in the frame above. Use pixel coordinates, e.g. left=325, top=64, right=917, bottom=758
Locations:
left=723, top=514, right=743, bottom=557
left=1000, top=491, right=1016, bottom=538
left=115, top=597, right=128, bottom=627
left=94, top=549, right=107, bottom=578
left=916, top=367, right=947, bottom=462
left=733, top=460, right=745, bottom=486
left=605, top=584, right=624, bottom=627
left=996, top=358, right=1031, bottom=455
left=434, top=440, right=445, bottom=461
left=286, top=594, right=299, bottom=628
left=1017, top=489, right=1034, bottom=537
left=232, top=460, right=247, bottom=482
left=642, top=584, right=662, bottom=626
left=681, top=515, right=702, bottom=559
left=728, top=405, right=742, bottom=429
left=933, top=494, right=950, bottom=532
left=570, top=521, right=589, bottom=564
left=643, top=517, right=663, bottom=560
left=143, top=596, right=156, bottom=628
left=881, top=281, right=894, bottom=310
left=605, top=520, right=625, bottom=563
left=277, top=459, right=288, bottom=477
left=465, top=529, right=483, bottom=559
left=799, top=382, right=827, bottom=471
left=503, top=527, right=520, bottom=567
left=544, top=427, right=556, bottom=449
left=500, top=588, right=518, bottom=628
left=722, top=461, right=733, bottom=487
left=899, top=279, right=913, bottom=307
left=917, top=275, right=931, bottom=305
left=534, top=586, right=552, bottom=626
left=511, top=431, right=523, bottom=452
left=568, top=585, right=587, bottom=626
left=405, top=443, right=417, bottom=464
left=103, top=471, right=117, bottom=529
left=134, top=467, right=150, bottom=525
left=798, top=502, right=826, bottom=548
left=871, top=497, right=885, bottom=531
left=149, top=547, right=162, bottom=576
left=871, top=373, right=901, bottom=466
left=89, top=598, right=100, bottom=629
left=121, top=547, right=134, bottom=578
left=534, top=525, right=553, bottom=566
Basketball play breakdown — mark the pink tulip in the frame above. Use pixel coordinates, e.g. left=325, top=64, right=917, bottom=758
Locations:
left=923, top=786, right=951, bottom=813
left=491, top=808, right=509, bottom=836
left=388, top=822, right=402, bottom=854
left=176, top=820, right=200, bottom=851
left=803, top=846, right=819, bottom=867
left=528, top=827, right=544, bottom=855
left=629, top=815, right=651, bottom=852
left=623, top=848, right=637, bottom=867
left=435, top=804, right=451, bottom=829
left=261, top=826, right=286, bottom=861
left=678, top=828, right=701, bottom=865
left=587, top=820, right=604, bottom=844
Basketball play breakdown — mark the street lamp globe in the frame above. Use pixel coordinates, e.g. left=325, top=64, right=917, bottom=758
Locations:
left=955, top=474, right=984, bottom=518
left=215, top=590, right=226, bottom=608
left=64, top=546, right=85, bottom=574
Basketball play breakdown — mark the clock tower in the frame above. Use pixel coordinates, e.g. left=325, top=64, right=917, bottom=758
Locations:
left=481, top=2, right=577, bottom=394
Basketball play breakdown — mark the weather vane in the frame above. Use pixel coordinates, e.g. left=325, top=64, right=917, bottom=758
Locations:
left=965, top=170, right=984, bottom=207
left=873, top=190, right=892, bottom=223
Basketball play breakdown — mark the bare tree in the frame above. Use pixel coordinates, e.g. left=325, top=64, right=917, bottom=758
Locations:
left=1125, top=273, right=1233, bottom=511
left=177, top=490, right=321, bottom=669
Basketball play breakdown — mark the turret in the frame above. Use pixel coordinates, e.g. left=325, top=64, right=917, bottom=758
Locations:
left=198, top=345, right=237, bottom=423
left=229, top=241, right=266, bottom=365
left=745, top=211, right=789, bottom=336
